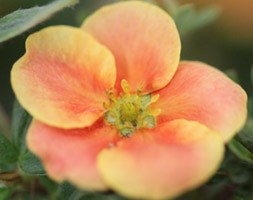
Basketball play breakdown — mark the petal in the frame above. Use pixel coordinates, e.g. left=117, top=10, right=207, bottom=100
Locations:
left=98, top=119, right=224, bottom=199
left=27, top=119, right=121, bottom=191
left=11, top=26, right=116, bottom=129
left=154, top=61, right=247, bottom=142
left=82, top=1, right=180, bottom=93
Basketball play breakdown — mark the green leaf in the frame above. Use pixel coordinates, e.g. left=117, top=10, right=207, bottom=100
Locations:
left=18, top=151, right=45, bottom=175
left=12, top=101, right=45, bottom=175
left=78, top=193, right=125, bottom=200
left=11, top=100, right=32, bottom=152
left=237, top=118, right=253, bottom=151
left=38, top=176, right=57, bottom=194
left=228, top=138, right=253, bottom=165
left=173, top=4, right=196, bottom=35
left=166, top=2, right=220, bottom=36
left=227, top=164, right=251, bottom=184
left=67, top=191, right=125, bottom=200
left=0, top=0, right=79, bottom=43
left=56, top=182, right=76, bottom=200
left=191, top=6, right=221, bottom=31
left=0, top=132, right=18, bottom=165
left=56, top=183, right=125, bottom=200
left=0, top=188, right=12, bottom=200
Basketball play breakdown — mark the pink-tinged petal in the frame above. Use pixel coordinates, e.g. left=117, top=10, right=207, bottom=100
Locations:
left=98, top=120, right=224, bottom=199
left=154, top=61, right=247, bottom=142
left=27, top=119, right=121, bottom=191
left=11, top=26, right=116, bottom=129
left=82, top=1, right=181, bottom=93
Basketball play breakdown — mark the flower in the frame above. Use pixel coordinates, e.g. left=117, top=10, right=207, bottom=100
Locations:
left=11, top=1, right=247, bottom=199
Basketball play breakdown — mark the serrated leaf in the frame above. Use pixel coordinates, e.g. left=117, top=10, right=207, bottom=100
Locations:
left=12, top=101, right=45, bottom=176
left=237, top=118, right=253, bottom=151
left=56, top=183, right=125, bottom=200
left=0, top=0, right=79, bottom=43
left=18, top=151, right=45, bottom=175
left=228, top=138, right=253, bottom=165
left=11, top=100, right=32, bottom=152
left=56, top=182, right=76, bottom=200
left=0, top=132, right=18, bottom=165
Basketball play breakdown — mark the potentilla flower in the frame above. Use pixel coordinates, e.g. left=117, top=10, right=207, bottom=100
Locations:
left=11, top=1, right=247, bottom=199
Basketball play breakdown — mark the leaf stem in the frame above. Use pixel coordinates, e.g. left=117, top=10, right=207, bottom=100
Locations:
left=0, top=171, right=20, bottom=182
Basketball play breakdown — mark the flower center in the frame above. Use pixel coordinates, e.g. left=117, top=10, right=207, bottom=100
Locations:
left=104, top=80, right=160, bottom=137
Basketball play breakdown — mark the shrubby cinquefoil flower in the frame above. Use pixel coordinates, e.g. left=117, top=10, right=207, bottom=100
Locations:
left=11, top=1, right=247, bottom=199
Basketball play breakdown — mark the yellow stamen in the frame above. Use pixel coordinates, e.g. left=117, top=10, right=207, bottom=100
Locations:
left=104, top=80, right=160, bottom=137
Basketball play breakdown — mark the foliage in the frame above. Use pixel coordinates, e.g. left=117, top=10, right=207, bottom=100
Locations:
left=0, top=0, right=78, bottom=43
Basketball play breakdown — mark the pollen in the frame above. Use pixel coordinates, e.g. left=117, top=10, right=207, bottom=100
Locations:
left=104, top=79, right=160, bottom=137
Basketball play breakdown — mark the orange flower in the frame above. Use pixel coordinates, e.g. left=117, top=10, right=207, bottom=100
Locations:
left=11, top=1, right=247, bottom=199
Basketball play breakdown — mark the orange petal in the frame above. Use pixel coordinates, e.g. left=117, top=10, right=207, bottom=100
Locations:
left=11, top=26, right=116, bottom=129
left=27, top=119, right=121, bottom=191
left=82, top=1, right=180, bottom=93
left=98, top=119, right=224, bottom=199
left=154, top=61, right=247, bottom=142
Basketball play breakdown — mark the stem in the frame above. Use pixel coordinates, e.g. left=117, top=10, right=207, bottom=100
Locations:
left=0, top=171, right=20, bottom=182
